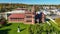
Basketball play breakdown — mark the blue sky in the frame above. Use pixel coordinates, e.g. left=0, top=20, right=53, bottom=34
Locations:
left=0, top=0, right=60, bottom=5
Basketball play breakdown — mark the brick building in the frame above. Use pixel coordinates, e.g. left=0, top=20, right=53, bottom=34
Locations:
left=7, top=6, right=35, bottom=24
left=0, top=6, right=45, bottom=24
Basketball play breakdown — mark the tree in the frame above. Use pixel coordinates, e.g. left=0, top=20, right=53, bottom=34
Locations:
left=0, top=15, right=7, bottom=27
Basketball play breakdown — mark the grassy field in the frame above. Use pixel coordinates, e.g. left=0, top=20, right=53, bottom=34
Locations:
left=55, top=18, right=60, bottom=25
left=0, top=23, right=30, bottom=34
left=0, top=19, right=60, bottom=34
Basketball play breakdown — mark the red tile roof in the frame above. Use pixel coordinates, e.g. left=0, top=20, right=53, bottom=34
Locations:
left=8, top=13, right=25, bottom=18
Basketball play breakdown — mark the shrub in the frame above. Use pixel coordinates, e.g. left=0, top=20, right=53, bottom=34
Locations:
left=28, top=21, right=60, bottom=34
left=28, top=25, right=34, bottom=34
left=0, top=16, right=7, bottom=26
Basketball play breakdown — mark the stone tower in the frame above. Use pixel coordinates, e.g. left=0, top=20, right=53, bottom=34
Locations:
left=39, top=12, right=45, bottom=23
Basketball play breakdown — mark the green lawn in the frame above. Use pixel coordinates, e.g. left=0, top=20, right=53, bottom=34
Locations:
left=0, top=23, right=30, bottom=34
left=0, top=20, right=60, bottom=34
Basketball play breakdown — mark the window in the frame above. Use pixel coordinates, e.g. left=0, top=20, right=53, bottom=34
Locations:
left=26, top=20, right=32, bottom=22
left=26, top=16, right=32, bottom=18
left=10, top=18, right=24, bottom=21
left=10, top=18, right=24, bottom=19
left=25, top=12, right=31, bottom=14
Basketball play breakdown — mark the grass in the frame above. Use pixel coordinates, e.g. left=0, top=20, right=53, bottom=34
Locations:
left=55, top=18, right=60, bottom=25
left=0, top=23, right=30, bottom=34
left=0, top=19, right=60, bottom=34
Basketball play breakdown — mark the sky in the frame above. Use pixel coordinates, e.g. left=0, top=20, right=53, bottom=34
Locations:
left=0, top=0, right=60, bottom=5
